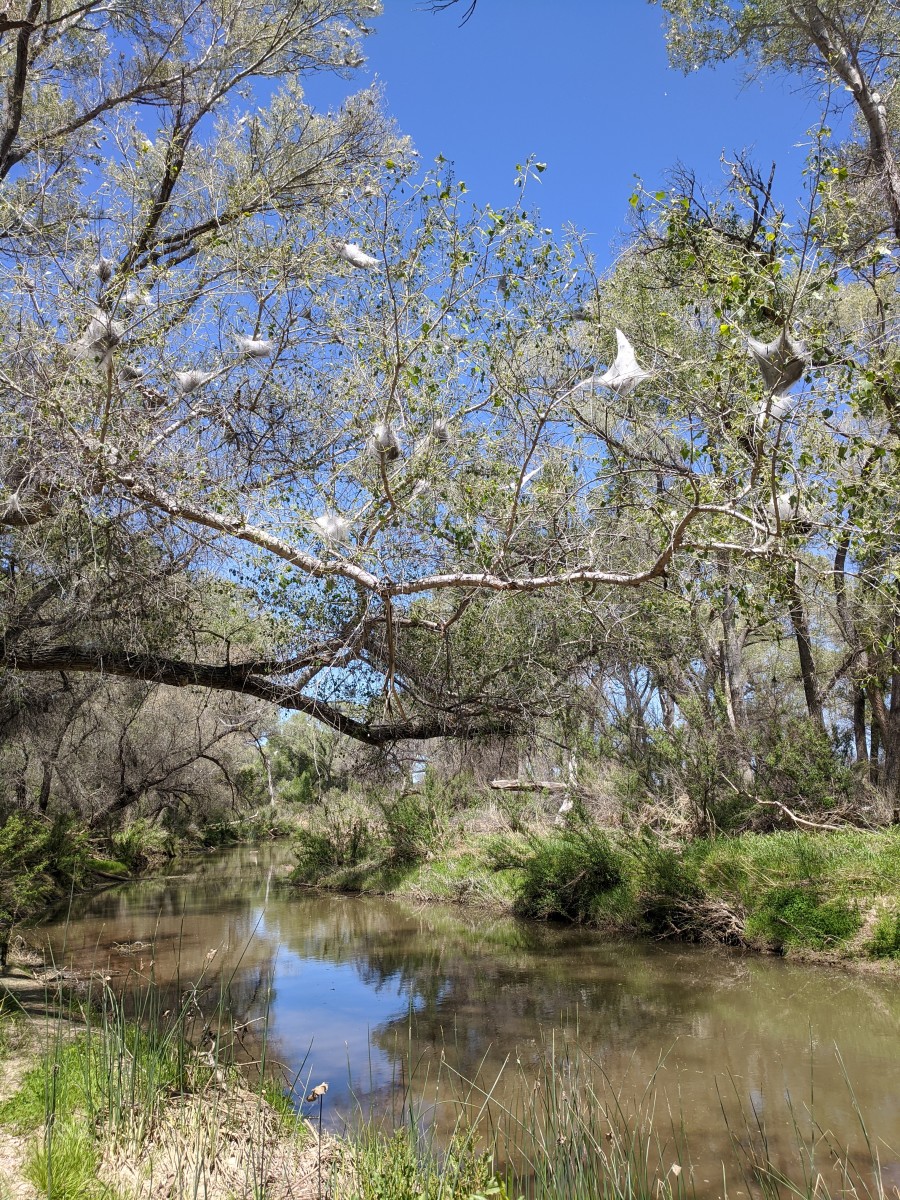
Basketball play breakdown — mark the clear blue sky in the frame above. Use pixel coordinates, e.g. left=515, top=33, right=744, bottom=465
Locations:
left=306, top=1, right=829, bottom=266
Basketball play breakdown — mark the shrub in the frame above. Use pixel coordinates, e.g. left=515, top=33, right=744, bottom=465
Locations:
left=867, top=907, right=900, bottom=958
left=280, top=770, right=316, bottom=807
left=292, top=805, right=374, bottom=882
left=515, top=827, right=624, bottom=923
left=750, top=718, right=856, bottom=824
left=199, top=806, right=295, bottom=848
left=421, top=769, right=479, bottom=814
left=649, top=702, right=751, bottom=834
left=379, top=791, right=449, bottom=863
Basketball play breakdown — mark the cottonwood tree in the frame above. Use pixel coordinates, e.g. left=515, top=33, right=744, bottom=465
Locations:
left=638, top=0, right=900, bottom=798
left=3, top=0, right=898, bottom=783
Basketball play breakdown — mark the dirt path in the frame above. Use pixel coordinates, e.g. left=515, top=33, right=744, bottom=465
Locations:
left=0, top=1013, right=42, bottom=1200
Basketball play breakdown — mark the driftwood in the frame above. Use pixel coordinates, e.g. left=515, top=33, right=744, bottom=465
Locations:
left=490, top=778, right=569, bottom=793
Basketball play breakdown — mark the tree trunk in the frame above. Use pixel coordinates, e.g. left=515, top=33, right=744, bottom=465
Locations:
left=786, top=565, right=824, bottom=728
left=853, top=690, right=869, bottom=766
left=37, top=760, right=53, bottom=813
left=720, top=584, right=747, bottom=732
left=870, top=718, right=882, bottom=786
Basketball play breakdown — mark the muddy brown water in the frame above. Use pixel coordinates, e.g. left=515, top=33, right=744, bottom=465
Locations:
left=33, top=843, right=900, bottom=1191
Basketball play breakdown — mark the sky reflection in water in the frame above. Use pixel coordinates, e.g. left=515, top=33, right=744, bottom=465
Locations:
left=38, top=843, right=900, bottom=1183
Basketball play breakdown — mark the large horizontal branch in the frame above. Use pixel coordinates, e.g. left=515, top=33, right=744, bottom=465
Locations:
left=1, top=643, right=514, bottom=746
left=117, top=470, right=711, bottom=597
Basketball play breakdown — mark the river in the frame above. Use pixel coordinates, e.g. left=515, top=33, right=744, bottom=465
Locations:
left=36, top=842, right=900, bottom=1190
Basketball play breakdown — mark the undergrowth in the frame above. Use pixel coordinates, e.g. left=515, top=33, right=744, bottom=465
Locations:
left=293, top=794, right=900, bottom=960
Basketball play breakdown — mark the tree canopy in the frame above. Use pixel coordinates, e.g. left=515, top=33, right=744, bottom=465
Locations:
left=2, top=0, right=899, bottom=808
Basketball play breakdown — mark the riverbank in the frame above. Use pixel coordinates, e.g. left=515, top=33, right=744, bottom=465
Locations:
left=3, top=971, right=899, bottom=1200
left=291, top=820, right=900, bottom=971
left=0, top=807, right=293, bottom=970
left=0, top=976, right=338, bottom=1200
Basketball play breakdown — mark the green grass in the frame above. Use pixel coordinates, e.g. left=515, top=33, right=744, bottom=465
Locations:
left=666, top=828, right=900, bottom=953
left=339, top=1127, right=497, bottom=1200
left=866, top=906, right=900, bottom=958
left=0, top=1040, right=88, bottom=1132
left=24, top=1122, right=108, bottom=1200
left=294, top=816, right=900, bottom=961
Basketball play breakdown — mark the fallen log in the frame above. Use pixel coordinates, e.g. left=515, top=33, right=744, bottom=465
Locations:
left=490, top=778, right=568, bottom=793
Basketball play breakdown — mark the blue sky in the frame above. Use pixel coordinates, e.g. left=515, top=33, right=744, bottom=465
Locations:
left=306, top=1, right=830, bottom=267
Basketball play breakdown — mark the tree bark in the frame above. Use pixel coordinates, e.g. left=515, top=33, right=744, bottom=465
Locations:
left=853, top=690, right=869, bottom=766
left=786, top=564, right=824, bottom=728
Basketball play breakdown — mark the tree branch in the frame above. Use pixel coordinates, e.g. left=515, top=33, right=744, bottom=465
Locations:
left=1, top=644, right=515, bottom=745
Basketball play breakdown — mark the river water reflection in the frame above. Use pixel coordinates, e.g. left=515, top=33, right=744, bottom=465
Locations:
left=38, top=843, right=900, bottom=1186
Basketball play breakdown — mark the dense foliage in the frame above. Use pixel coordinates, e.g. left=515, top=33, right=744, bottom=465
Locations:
left=2, top=1, right=900, bottom=949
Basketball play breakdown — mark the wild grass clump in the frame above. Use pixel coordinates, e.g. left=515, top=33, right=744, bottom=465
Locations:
left=24, top=1121, right=105, bottom=1200
left=293, top=802, right=375, bottom=882
left=110, top=820, right=173, bottom=873
left=484, top=833, right=533, bottom=872
left=379, top=790, right=449, bottom=863
left=340, top=1126, right=496, bottom=1200
left=0, top=1005, right=25, bottom=1060
left=867, top=907, right=900, bottom=958
left=514, top=827, right=624, bottom=923
left=743, top=886, right=860, bottom=950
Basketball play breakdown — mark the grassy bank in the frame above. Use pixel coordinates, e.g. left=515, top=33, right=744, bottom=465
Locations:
left=0, top=975, right=329, bottom=1200
left=291, top=799, right=900, bottom=966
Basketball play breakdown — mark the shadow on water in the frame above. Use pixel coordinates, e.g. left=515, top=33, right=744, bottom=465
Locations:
left=34, top=843, right=900, bottom=1187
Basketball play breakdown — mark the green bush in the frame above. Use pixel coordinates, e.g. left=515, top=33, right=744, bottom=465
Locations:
left=648, top=702, right=750, bottom=833
left=515, top=827, right=624, bottom=923
left=292, top=805, right=374, bottom=882
left=280, top=770, right=316, bottom=807
left=199, top=806, right=295, bottom=848
left=421, top=768, right=479, bottom=813
left=751, top=718, right=856, bottom=822
left=867, top=908, right=900, bottom=959
left=379, top=791, right=448, bottom=863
